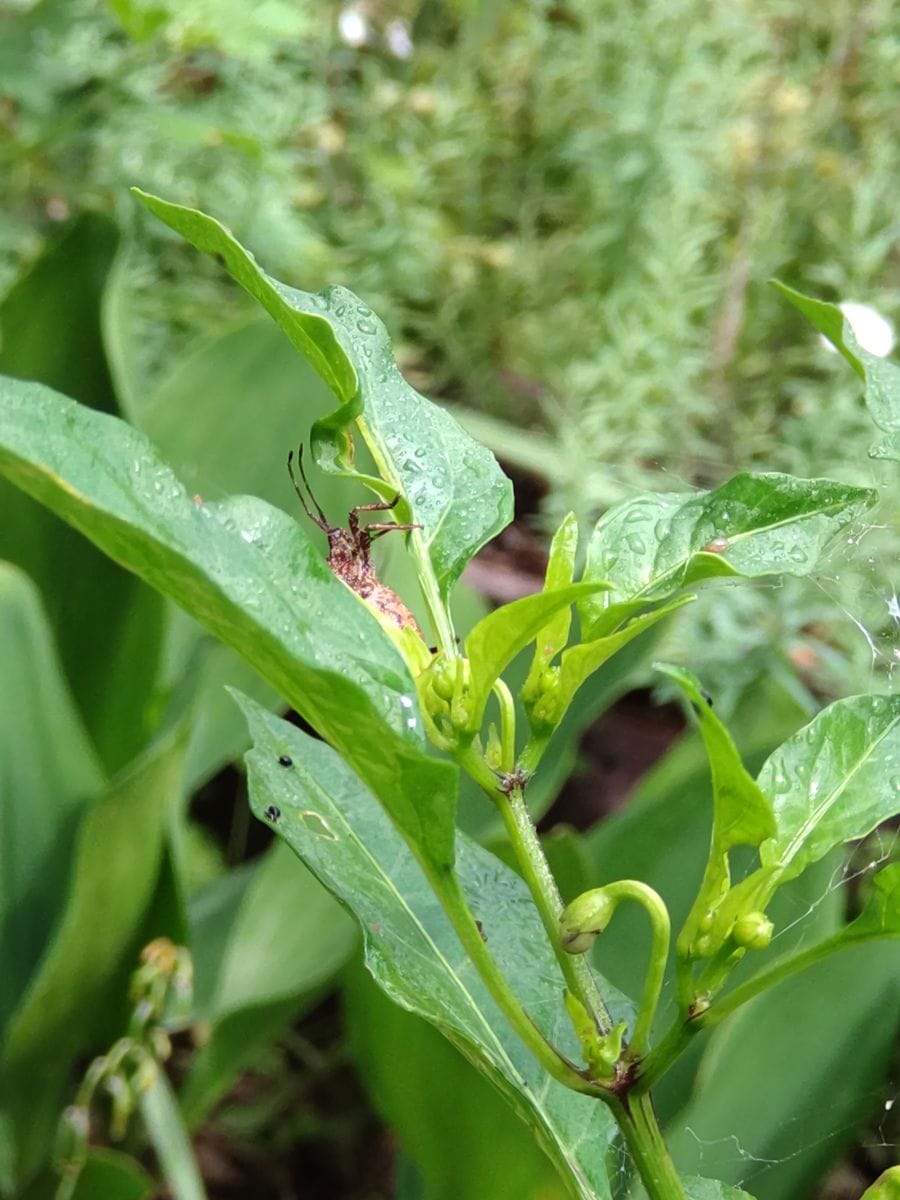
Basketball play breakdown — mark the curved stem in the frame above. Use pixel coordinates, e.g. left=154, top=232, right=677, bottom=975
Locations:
left=596, top=881, right=670, bottom=1057
left=699, top=929, right=863, bottom=1030
left=426, top=866, right=604, bottom=1096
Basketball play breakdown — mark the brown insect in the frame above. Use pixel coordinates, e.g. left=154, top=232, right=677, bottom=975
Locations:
left=288, top=445, right=423, bottom=635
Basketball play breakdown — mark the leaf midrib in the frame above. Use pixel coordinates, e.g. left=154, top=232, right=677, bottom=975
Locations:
left=298, top=769, right=598, bottom=1197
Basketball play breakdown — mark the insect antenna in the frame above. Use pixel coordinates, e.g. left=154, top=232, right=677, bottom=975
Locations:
left=288, top=444, right=331, bottom=532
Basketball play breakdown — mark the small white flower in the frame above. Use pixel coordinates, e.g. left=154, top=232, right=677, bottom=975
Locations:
left=338, top=7, right=368, bottom=47
left=385, top=19, right=414, bottom=60
left=822, top=300, right=895, bottom=357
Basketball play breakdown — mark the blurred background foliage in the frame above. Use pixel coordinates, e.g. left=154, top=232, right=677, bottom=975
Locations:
left=0, top=1, right=897, bottom=1198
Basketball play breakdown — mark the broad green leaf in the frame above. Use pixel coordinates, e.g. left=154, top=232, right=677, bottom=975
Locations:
left=860, top=1168, right=900, bottom=1200
left=237, top=695, right=622, bottom=1200
left=0, top=212, right=118, bottom=413
left=464, top=582, right=610, bottom=728
left=704, top=693, right=900, bottom=948
left=1, top=722, right=187, bottom=1185
left=0, top=216, right=166, bottom=770
left=655, top=665, right=775, bottom=956
left=759, top=693, right=900, bottom=881
left=345, top=961, right=568, bottom=1200
left=772, top=281, right=900, bottom=462
left=580, top=473, right=876, bottom=629
left=201, top=840, right=355, bottom=1018
left=133, top=190, right=514, bottom=597
left=125, top=318, right=340, bottom=508
left=0, top=563, right=105, bottom=1030
left=667, top=942, right=899, bottom=1200
left=0, top=378, right=458, bottom=871
left=139, top=1071, right=206, bottom=1200
left=70, top=1148, right=155, bottom=1200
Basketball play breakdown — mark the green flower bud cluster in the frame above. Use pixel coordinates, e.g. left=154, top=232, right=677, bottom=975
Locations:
left=687, top=906, right=774, bottom=960
left=421, top=654, right=478, bottom=750
left=522, top=663, right=564, bottom=735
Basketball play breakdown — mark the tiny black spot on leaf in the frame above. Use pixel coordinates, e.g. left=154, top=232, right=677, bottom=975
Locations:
left=264, top=805, right=281, bottom=822
left=278, top=755, right=293, bottom=767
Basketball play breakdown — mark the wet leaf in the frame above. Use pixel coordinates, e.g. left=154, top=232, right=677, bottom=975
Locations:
left=772, top=281, right=900, bottom=462
left=237, top=694, right=624, bottom=1200
left=555, top=599, right=694, bottom=719
left=133, top=190, right=513, bottom=597
left=464, top=582, right=610, bottom=729
left=758, top=693, right=900, bottom=881
left=710, top=693, right=900, bottom=938
left=0, top=377, right=459, bottom=872
left=580, top=474, right=876, bottom=630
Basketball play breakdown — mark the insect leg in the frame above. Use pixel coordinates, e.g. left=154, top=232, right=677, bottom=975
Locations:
left=288, top=445, right=331, bottom=531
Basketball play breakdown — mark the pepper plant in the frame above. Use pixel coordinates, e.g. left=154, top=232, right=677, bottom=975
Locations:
left=0, top=192, right=898, bottom=1200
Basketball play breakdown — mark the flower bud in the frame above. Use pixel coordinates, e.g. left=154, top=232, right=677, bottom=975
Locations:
left=560, top=888, right=616, bottom=954
left=732, top=911, right=774, bottom=951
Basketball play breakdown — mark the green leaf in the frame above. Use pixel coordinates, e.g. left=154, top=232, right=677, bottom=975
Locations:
left=70, top=1148, right=156, bottom=1200
left=345, top=961, right=568, bottom=1200
left=205, top=840, right=355, bottom=1017
left=0, top=216, right=166, bottom=771
left=580, top=473, right=876, bottom=629
left=1, top=722, right=188, bottom=1185
left=556, top=599, right=694, bottom=720
left=0, top=563, right=105, bottom=1031
left=133, top=190, right=514, bottom=597
left=655, top=665, right=775, bottom=956
left=759, top=693, right=900, bottom=881
left=859, top=1168, right=900, bottom=1200
left=464, top=582, right=610, bottom=729
left=706, top=693, right=900, bottom=948
left=0, top=377, right=458, bottom=872
left=772, top=281, right=900, bottom=462
left=139, top=1071, right=206, bottom=1200
left=237, top=695, right=622, bottom=1200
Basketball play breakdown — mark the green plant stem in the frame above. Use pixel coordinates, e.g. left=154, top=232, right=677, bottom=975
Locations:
left=459, top=745, right=614, bottom=1033
left=702, top=930, right=873, bottom=1030
left=612, top=1093, right=689, bottom=1200
left=595, top=881, right=670, bottom=1057
left=638, top=931, right=858, bottom=1091
left=426, top=866, right=604, bottom=1096
left=360, top=414, right=458, bottom=657
left=634, top=1017, right=700, bottom=1094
